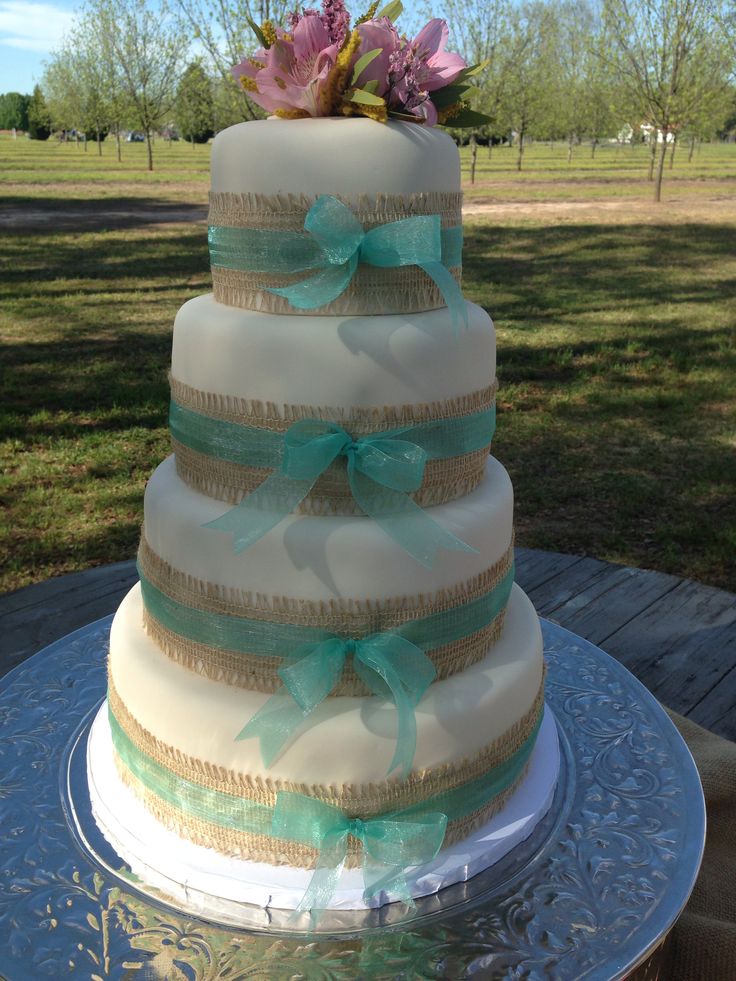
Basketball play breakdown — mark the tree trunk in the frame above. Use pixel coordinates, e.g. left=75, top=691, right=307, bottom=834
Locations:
left=116, top=130, right=122, bottom=163
left=84, top=134, right=88, bottom=152
left=97, top=131, right=102, bottom=156
left=145, top=130, right=153, bottom=171
left=517, top=128, right=524, bottom=171
left=654, top=135, right=668, bottom=202
left=567, top=134, right=573, bottom=164
left=591, top=138, right=598, bottom=159
left=647, top=137, right=656, bottom=180
left=688, top=135, right=696, bottom=162
left=470, top=134, right=478, bottom=185
left=669, top=135, right=676, bottom=169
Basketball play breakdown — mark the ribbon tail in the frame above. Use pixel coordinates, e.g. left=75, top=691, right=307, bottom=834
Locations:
left=419, top=260, right=468, bottom=335
left=235, top=688, right=307, bottom=766
left=362, top=858, right=414, bottom=909
left=294, top=829, right=348, bottom=925
left=267, top=255, right=357, bottom=311
left=350, top=470, right=477, bottom=569
left=202, top=472, right=314, bottom=553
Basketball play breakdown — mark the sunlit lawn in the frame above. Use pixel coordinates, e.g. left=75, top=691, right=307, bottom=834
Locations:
left=1, top=135, right=735, bottom=593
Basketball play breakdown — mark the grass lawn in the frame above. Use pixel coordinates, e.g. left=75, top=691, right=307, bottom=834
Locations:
left=1, top=136, right=735, bottom=593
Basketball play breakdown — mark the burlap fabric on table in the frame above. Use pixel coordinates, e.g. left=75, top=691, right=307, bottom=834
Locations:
left=650, top=711, right=736, bottom=981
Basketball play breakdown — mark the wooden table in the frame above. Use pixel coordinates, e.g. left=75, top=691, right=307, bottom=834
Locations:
left=2, top=548, right=735, bottom=740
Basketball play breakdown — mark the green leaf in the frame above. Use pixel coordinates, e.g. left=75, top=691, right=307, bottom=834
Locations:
left=246, top=15, right=269, bottom=49
left=363, top=79, right=379, bottom=94
left=376, top=0, right=402, bottom=21
left=440, top=107, right=492, bottom=129
left=350, top=88, right=386, bottom=106
left=455, top=60, right=490, bottom=82
left=431, top=84, right=471, bottom=109
left=351, top=48, right=382, bottom=86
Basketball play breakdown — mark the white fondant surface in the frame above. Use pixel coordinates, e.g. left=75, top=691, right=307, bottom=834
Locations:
left=171, top=295, right=495, bottom=409
left=143, top=456, right=514, bottom=602
left=211, top=119, right=460, bottom=197
left=88, top=704, right=559, bottom=912
left=109, top=583, right=543, bottom=785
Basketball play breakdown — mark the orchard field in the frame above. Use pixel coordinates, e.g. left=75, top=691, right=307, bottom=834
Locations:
left=1, top=136, right=735, bottom=593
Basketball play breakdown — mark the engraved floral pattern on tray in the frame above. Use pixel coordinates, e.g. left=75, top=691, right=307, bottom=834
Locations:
left=0, top=618, right=704, bottom=980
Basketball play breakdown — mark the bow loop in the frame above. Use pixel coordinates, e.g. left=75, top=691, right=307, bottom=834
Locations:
left=361, top=214, right=442, bottom=268
left=238, top=630, right=436, bottom=778
left=266, top=195, right=467, bottom=328
left=348, top=436, right=428, bottom=492
left=304, top=195, right=365, bottom=264
left=281, top=420, right=352, bottom=481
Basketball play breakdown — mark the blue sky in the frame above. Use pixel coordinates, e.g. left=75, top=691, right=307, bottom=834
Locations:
left=0, top=0, right=76, bottom=93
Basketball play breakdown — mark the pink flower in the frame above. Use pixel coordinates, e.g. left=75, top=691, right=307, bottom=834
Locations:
left=411, top=19, right=466, bottom=92
left=350, top=18, right=401, bottom=97
left=232, top=14, right=338, bottom=116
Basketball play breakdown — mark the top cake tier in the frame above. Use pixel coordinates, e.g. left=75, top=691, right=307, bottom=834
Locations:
left=208, top=118, right=463, bottom=317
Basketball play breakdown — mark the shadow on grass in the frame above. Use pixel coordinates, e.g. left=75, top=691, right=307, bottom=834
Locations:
left=0, top=195, right=207, bottom=231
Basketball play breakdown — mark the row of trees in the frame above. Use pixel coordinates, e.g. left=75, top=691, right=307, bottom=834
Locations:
left=444, top=0, right=735, bottom=198
left=6, top=0, right=734, bottom=197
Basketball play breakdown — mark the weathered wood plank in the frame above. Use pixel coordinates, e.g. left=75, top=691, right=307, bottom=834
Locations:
left=600, top=579, right=736, bottom=724
left=523, top=557, right=621, bottom=619
left=688, top=662, right=736, bottom=740
left=513, top=547, right=586, bottom=593
left=0, top=561, right=137, bottom=679
left=548, top=565, right=681, bottom=647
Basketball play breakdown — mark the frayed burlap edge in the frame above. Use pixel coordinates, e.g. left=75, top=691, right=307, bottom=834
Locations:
left=107, top=672, right=545, bottom=816
left=140, top=606, right=506, bottom=695
left=172, top=439, right=490, bottom=513
left=113, top=750, right=532, bottom=869
left=137, top=534, right=514, bottom=624
left=210, top=264, right=462, bottom=317
left=208, top=190, right=463, bottom=232
left=136, top=535, right=514, bottom=692
left=169, top=377, right=497, bottom=433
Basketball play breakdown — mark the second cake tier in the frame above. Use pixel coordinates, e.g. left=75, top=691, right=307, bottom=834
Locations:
left=169, top=295, right=497, bottom=513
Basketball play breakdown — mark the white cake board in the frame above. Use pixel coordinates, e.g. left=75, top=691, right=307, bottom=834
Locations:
left=87, top=702, right=559, bottom=913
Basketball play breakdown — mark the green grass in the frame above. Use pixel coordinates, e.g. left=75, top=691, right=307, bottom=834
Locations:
left=1, top=136, right=735, bottom=593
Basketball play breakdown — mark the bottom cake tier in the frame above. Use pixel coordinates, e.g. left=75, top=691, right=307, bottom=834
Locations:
left=87, top=703, right=559, bottom=913
left=100, top=582, right=549, bottom=903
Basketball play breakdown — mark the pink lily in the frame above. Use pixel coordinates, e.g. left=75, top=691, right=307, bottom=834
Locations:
left=232, top=14, right=338, bottom=117
left=351, top=18, right=401, bottom=97
left=411, top=19, right=466, bottom=92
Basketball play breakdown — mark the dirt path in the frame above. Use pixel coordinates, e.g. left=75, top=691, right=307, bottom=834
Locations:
left=2, top=191, right=734, bottom=230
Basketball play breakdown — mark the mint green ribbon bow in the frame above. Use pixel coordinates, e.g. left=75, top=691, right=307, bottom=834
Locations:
left=209, top=194, right=467, bottom=329
left=272, top=791, right=448, bottom=916
left=237, top=632, right=437, bottom=779
left=204, top=418, right=477, bottom=568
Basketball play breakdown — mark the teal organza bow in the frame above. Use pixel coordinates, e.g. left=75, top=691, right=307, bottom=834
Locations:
left=272, top=791, right=448, bottom=916
left=204, top=418, right=477, bottom=568
left=210, top=194, right=467, bottom=328
left=237, top=632, right=437, bottom=778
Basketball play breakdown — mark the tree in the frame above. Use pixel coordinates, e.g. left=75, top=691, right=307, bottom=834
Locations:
left=27, top=85, right=52, bottom=140
left=497, top=2, right=558, bottom=170
left=176, top=60, right=215, bottom=145
left=0, top=91, right=30, bottom=131
left=173, top=0, right=291, bottom=123
left=93, top=0, right=188, bottom=170
left=603, top=0, right=732, bottom=201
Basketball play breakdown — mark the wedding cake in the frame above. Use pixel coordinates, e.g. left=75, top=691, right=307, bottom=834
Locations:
left=88, top=13, right=558, bottom=916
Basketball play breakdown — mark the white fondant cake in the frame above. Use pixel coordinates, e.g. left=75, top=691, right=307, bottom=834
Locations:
left=89, top=115, right=554, bottom=914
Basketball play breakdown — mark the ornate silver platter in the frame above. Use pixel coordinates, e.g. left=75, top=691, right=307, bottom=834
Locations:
left=0, top=616, right=705, bottom=980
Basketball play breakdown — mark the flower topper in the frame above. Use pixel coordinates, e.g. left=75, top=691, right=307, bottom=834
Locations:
left=232, top=0, right=490, bottom=127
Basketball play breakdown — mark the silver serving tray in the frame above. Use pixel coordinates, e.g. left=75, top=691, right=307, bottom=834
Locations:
left=0, top=616, right=705, bottom=979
